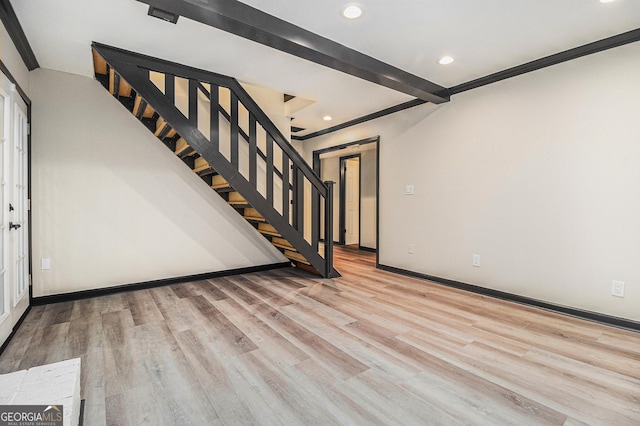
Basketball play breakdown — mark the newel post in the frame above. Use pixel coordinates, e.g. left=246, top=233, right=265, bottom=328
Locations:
left=324, top=181, right=335, bottom=277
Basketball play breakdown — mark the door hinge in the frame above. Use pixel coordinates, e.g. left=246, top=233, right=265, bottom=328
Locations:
left=27, top=124, right=31, bottom=136
left=27, top=199, right=31, bottom=211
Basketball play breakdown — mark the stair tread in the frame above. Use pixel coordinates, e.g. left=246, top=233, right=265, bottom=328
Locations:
left=106, top=69, right=133, bottom=98
left=271, top=237, right=294, bottom=250
left=211, top=175, right=230, bottom=190
left=174, top=138, right=190, bottom=155
left=242, top=208, right=263, bottom=222
left=228, top=191, right=249, bottom=206
left=258, top=229, right=281, bottom=237
left=198, top=169, right=218, bottom=177
left=178, top=148, right=196, bottom=158
left=193, top=159, right=212, bottom=173
left=108, top=69, right=116, bottom=95
left=92, top=49, right=107, bottom=75
left=154, top=117, right=167, bottom=134
left=154, top=117, right=177, bottom=138
left=272, top=242, right=295, bottom=250
left=133, top=95, right=143, bottom=116
left=118, top=78, right=133, bottom=98
left=285, top=250, right=310, bottom=265
left=212, top=183, right=231, bottom=190
left=133, top=94, right=155, bottom=118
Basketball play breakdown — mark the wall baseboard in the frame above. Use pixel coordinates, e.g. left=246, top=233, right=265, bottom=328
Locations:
left=358, top=246, right=377, bottom=253
left=319, top=239, right=340, bottom=245
left=32, top=262, right=292, bottom=306
left=0, top=305, right=32, bottom=357
left=378, top=264, right=640, bottom=332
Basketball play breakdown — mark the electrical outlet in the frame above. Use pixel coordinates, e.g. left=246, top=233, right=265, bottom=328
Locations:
left=612, top=281, right=625, bottom=298
left=472, top=254, right=481, bottom=267
left=408, top=244, right=414, bottom=254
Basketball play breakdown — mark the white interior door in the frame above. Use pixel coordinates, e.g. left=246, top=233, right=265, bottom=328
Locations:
left=345, top=157, right=360, bottom=245
left=0, top=80, right=9, bottom=343
left=12, top=95, right=29, bottom=311
left=0, top=72, right=30, bottom=346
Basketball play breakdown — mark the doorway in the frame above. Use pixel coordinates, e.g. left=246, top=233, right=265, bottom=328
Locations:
left=339, top=155, right=360, bottom=246
left=313, top=136, right=379, bottom=266
left=0, top=70, right=30, bottom=347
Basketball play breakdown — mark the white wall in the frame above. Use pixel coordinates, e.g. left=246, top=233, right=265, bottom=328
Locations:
left=300, top=42, right=640, bottom=322
left=30, top=68, right=286, bottom=297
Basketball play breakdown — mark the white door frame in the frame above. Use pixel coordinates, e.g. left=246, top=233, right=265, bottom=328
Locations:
left=0, top=69, right=30, bottom=348
left=0, top=80, right=11, bottom=344
left=12, top=95, right=29, bottom=310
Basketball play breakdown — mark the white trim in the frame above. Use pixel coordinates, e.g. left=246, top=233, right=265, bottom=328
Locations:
left=0, top=77, right=12, bottom=334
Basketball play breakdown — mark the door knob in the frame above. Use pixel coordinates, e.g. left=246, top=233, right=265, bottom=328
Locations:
left=9, top=222, right=20, bottom=230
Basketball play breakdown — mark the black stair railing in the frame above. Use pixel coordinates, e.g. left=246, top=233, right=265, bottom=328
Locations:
left=93, top=43, right=339, bottom=278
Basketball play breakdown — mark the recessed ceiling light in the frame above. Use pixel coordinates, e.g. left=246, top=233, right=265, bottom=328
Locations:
left=342, top=4, right=364, bottom=19
left=323, top=115, right=332, bottom=121
left=599, top=0, right=616, bottom=3
left=438, top=56, right=455, bottom=65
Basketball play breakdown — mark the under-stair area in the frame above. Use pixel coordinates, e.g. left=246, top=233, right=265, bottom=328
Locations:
left=91, top=43, right=339, bottom=278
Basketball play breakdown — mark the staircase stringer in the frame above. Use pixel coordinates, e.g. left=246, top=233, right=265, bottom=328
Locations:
left=95, top=45, right=339, bottom=278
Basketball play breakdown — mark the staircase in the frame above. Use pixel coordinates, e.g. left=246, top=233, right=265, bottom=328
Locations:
left=91, top=43, right=339, bottom=278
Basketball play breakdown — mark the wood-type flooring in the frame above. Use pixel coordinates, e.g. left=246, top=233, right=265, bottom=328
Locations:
left=1, top=246, right=639, bottom=425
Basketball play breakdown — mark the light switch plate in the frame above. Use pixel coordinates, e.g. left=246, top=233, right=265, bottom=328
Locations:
left=405, top=185, right=414, bottom=195
left=41, top=258, right=51, bottom=270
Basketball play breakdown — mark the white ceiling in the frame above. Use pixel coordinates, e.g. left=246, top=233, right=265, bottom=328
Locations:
left=12, top=0, right=640, bottom=137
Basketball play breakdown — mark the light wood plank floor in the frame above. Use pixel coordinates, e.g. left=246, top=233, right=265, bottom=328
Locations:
left=1, top=246, right=639, bottom=425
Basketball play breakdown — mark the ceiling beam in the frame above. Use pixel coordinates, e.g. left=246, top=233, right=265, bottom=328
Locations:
left=0, top=0, right=38, bottom=70
left=292, top=99, right=427, bottom=141
left=135, top=0, right=450, bottom=104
